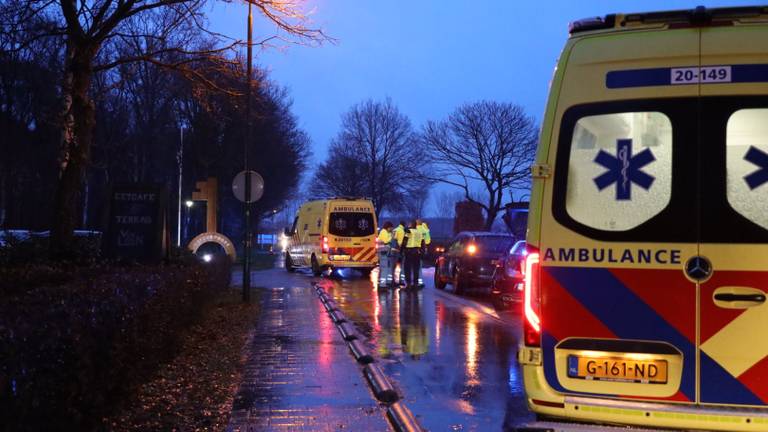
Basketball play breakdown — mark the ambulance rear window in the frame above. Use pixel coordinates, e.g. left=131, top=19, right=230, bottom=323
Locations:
left=565, top=111, right=673, bottom=231
left=726, top=108, right=768, bottom=230
left=329, top=212, right=375, bottom=237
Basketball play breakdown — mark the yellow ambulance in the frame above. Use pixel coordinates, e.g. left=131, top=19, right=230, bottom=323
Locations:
left=521, top=6, right=768, bottom=430
left=284, top=197, right=378, bottom=276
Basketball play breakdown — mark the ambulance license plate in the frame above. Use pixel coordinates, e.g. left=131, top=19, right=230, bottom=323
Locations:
left=330, top=255, right=350, bottom=261
left=567, top=355, right=668, bottom=384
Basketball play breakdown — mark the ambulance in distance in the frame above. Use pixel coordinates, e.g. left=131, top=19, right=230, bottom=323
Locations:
left=284, top=197, right=378, bottom=276
left=521, top=6, right=768, bottom=431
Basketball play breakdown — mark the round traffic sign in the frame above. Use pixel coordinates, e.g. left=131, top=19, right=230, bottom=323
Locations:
left=232, top=170, right=264, bottom=203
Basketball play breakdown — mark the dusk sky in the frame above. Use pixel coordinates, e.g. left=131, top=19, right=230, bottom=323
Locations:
left=209, top=0, right=750, bottom=210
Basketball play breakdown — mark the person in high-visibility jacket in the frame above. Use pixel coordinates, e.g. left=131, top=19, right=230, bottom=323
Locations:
left=393, top=220, right=407, bottom=286
left=416, top=219, right=431, bottom=287
left=376, top=221, right=395, bottom=287
left=401, top=220, right=423, bottom=289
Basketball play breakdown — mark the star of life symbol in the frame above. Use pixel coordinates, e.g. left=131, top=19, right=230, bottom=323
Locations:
left=744, top=146, right=768, bottom=190
left=593, top=139, right=656, bottom=200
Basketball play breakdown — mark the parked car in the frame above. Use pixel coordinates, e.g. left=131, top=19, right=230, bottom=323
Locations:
left=490, top=240, right=527, bottom=310
left=434, top=232, right=516, bottom=294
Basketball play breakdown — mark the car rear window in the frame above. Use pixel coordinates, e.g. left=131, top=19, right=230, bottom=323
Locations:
left=329, top=212, right=375, bottom=237
left=474, top=236, right=516, bottom=253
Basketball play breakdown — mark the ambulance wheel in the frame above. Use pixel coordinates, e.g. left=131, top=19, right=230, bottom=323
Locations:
left=434, top=267, right=447, bottom=290
left=284, top=254, right=296, bottom=272
left=311, top=255, right=322, bottom=277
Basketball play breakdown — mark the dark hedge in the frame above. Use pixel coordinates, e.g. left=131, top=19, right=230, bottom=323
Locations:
left=0, top=258, right=232, bottom=431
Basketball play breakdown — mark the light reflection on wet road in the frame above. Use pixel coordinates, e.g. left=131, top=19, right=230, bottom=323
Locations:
left=315, top=266, right=533, bottom=430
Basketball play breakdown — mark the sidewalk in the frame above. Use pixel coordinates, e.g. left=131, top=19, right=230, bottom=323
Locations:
left=226, top=273, right=389, bottom=431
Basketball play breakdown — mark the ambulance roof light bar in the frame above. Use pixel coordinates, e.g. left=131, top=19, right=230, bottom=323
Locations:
left=570, top=6, right=768, bottom=35
left=568, top=15, right=616, bottom=34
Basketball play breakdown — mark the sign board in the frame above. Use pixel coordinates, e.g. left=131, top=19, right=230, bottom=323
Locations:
left=188, top=231, right=237, bottom=260
left=104, top=184, right=166, bottom=262
left=232, top=170, right=264, bottom=203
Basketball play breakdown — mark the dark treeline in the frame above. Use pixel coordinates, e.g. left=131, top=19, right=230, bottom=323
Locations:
left=0, top=0, right=325, bottom=257
left=0, top=37, right=309, bottom=250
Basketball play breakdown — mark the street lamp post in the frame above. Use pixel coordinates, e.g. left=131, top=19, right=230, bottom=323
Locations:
left=242, top=1, right=253, bottom=302
left=176, top=126, right=185, bottom=247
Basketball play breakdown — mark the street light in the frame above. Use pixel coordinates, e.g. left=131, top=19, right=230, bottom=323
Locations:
left=242, top=0, right=254, bottom=303
left=185, top=200, right=194, bottom=208
left=176, top=126, right=185, bottom=247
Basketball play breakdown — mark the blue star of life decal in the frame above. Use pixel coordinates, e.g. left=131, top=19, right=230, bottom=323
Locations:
left=744, top=146, right=768, bottom=190
left=593, top=139, right=656, bottom=200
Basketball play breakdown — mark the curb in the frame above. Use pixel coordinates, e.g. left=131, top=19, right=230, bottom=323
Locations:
left=322, top=298, right=338, bottom=312
left=364, top=363, right=399, bottom=403
left=349, top=338, right=375, bottom=364
left=313, top=283, right=425, bottom=432
left=338, top=321, right=358, bottom=341
left=387, top=401, right=422, bottom=432
left=329, top=308, right=347, bottom=323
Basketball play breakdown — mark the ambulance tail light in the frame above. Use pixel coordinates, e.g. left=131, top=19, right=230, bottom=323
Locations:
left=322, top=236, right=329, bottom=254
left=523, top=247, right=541, bottom=347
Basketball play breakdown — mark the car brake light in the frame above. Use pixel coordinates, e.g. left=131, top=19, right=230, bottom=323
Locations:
left=523, top=248, right=541, bottom=347
left=466, top=244, right=477, bottom=255
left=322, top=236, right=329, bottom=253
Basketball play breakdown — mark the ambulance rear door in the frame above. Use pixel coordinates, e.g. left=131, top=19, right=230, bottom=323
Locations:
left=697, top=23, right=768, bottom=407
left=538, top=27, right=701, bottom=403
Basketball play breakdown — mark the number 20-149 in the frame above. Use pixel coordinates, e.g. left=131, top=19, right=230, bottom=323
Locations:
left=671, top=66, right=731, bottom=84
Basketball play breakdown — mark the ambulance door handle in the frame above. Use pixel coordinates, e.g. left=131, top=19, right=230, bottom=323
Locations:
left=714, top=293, right=766, bottom=302
left=713, top=287, right=766, bottom=309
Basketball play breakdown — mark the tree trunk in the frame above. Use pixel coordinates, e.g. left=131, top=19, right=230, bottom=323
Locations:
left=483, top=184, right=503, bottom=231
left=50, top=44, right=97, bottom=257
left=484, top=207, right=498, bottom=231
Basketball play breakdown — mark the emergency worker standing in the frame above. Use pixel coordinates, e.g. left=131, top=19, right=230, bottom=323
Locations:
left=416, top=219, right=431, bottom=287
left=394, top=220, right=407, bottom=286
left=402, top=221, right=423, bottom=289
left=377, top=222, right=395, bottom=287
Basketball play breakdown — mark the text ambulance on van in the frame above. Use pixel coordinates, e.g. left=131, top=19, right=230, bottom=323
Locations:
left=284, top=197, right=378, bottom=276
left=521, top=6, right=768, bottom=431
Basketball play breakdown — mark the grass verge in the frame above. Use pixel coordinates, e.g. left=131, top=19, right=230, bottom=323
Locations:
left=104, top=289, right=259, bottom=432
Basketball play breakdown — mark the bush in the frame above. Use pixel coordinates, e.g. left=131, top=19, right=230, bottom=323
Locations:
left=0, top=258, right=231, bottom=432
left=0, top=230, right=102, bottom=265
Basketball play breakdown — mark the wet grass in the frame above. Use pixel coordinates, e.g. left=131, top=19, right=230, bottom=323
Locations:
left=105, top=288, right=259, bottom=432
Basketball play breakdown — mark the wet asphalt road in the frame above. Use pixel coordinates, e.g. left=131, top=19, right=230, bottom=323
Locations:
left=281, top=262, right=534, bottom=431
left=239, top=262, right=669, bottom=432
left=238, top=260, right=664, bottom=432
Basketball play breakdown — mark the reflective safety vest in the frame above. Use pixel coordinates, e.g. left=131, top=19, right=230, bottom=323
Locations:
left=377, top=229, right=392, bottom=252
left=394, top=224, right=406, bottom=247
left=419, top=223, right=431, bottom=246
left=405, top=228, right=423, bottom=249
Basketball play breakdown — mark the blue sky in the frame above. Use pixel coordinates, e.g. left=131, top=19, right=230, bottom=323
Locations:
left=207, top=1, right=750, bottom=212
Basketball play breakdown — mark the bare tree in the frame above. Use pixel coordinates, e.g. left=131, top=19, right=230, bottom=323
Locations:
left=314, top=98, right=431, bottom=217
left=403, top=189, right=430, bottom=220
left=421, top=101, right=537, bottom=230
left=0, top=0, right=327, bottom=255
